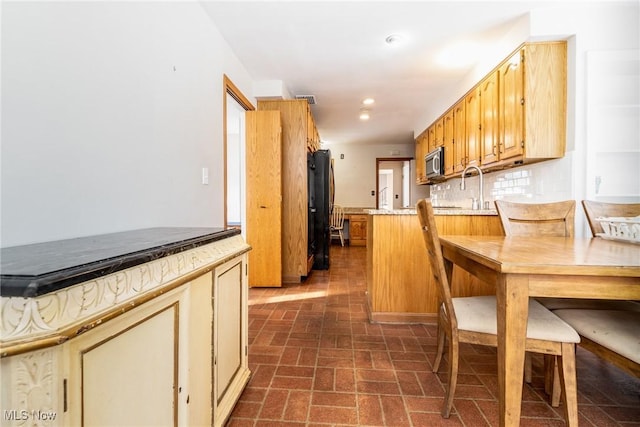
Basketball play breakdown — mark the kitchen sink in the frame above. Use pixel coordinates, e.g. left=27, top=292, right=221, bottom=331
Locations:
left=434, top=206, right=463, bottom=209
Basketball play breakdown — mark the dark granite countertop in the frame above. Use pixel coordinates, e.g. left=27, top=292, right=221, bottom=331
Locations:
left=0, top=227, right=240, bottom=298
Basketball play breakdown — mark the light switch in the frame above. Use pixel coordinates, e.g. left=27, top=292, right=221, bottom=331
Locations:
left=202, top=167, right=209, bottom=185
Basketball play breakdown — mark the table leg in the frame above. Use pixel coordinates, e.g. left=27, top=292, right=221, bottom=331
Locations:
left=496, top=274, right=529, bottom=427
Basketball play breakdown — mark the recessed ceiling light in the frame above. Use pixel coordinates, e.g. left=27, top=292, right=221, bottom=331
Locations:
left=359, top=110, right=370, bottom=121
left=385, top=34, right=404, bottom=45
left=362, top=98, right=375, bottom=105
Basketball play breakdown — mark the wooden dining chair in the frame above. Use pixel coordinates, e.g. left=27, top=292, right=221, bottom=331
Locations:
left=494, top=199, right=575, bottom=237
left=549, top=201, right=640, bottom=378
left=495, top=199, right=577, bottom=404
left=330, top=204, right=345, bottom=246
left=494, top=199, right=638, bottom=405
left=581, top=200, right=640, bottom=237
left=416, top=199, right=580, bottom=425
left=554, top=308, right=640, bottom=378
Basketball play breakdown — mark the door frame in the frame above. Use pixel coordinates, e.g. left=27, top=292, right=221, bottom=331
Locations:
left=223, top=75, right=255, bottom=229
left=375, top=157, right=413, bottom=209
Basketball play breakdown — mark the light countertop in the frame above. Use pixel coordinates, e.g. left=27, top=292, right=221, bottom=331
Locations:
left=367, top=208, right=498, bottom=216
left=342, top=207, right=374, bottom=214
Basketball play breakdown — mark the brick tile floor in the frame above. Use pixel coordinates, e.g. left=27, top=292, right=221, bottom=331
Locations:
left=228, top=245, right=640, bottom=426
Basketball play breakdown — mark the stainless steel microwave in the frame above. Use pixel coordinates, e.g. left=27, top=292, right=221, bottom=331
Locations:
left=425, top=146, right=445, bottom=181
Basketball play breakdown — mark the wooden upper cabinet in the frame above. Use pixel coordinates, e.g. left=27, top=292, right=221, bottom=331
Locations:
left=518, top=42, right=567, bottom=161
left=480, top=71, right=500, bottom=166
left=435, top=118, right=444, bottom=148
left=427, top=125, right=437, bottom=152
left=415, top=130, right=428, bottom=184
left=495, top=42, right=567, bottom=166
left=443, top=110, right=455, bottom=176
left=465, top=87, right=482, bottom=167
left=452, top=100, right=466, bottom=174
left=500, top=49, right=525, bottom=161
left=491, top=42, right=567, bottom=167
left=306, top=104, right=320, bottom=152
left=419, top=41, right=567, bottom=178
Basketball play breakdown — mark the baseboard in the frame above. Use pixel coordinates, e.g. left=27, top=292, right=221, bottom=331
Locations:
left=368, top=311, right=437, bottom=324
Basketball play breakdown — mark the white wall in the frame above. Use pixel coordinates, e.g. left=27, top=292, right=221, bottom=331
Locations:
left=420, top=2, right=639, bottom=236
left=326, top=142, right=429, bottom=208
left=1, top=2, right=254, bottom=247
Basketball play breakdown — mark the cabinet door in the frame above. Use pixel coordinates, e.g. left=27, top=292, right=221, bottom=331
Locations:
left=246, top=111, right=282, bottom=287
left=213, top=256, right=249, bottom=426
left=306, top=104, right=320, bottom=152
left=452, top=100, right=466, bottom=173
left=480, top=72, right=500, bottom=165
left=84, top=309, right=177, bottom=426
left=349, top=215, right=367, bottom=246
left=443, top=110, right=455, bottom=176
left=465, top=88, right=481, bottom=166
left=427, top=125, right=437, bottom=152
left=68, top=288, right=189, bottom=427
left=435, top=117, right=444, bottom=148
left=500, top=50, right=525, bottom=160
left=415, top=131, right=427, bottom=184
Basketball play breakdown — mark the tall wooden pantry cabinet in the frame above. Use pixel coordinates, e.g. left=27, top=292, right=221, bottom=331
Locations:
left=246, top=110, right=282, bottom=287
left=246, top=99, right=320, bottom=286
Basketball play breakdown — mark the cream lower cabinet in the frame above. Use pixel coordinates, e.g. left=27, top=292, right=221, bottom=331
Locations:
left=213, top=256, right=250, bottom=427
left=67, top=288, right=187, bottom=427
left=0, top=252, right=250, bottom=427
left=0, top=232, right=250, bottom=427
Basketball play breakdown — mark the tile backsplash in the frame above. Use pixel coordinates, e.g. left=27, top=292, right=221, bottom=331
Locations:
left=428, top=157, right=573, bottom=210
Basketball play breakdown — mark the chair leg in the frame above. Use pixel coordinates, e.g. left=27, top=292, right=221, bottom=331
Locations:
left=558, top=343, right=579, bottom=427
left=544, top=355, right=561, bottom=407
left=544, top=355, right=553, bottom=395
left=524, top=352, right=532, bottom=383
left=339, top=230, right=344, bottom=246
left=442, top=338, right=459, bottom=418
left=551, top=360, right=561, bottom=407
left=432, top=315, right=445, bottom=372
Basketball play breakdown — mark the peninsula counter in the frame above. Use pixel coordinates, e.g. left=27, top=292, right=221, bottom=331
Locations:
left=366, top=209, right=503, bottom=323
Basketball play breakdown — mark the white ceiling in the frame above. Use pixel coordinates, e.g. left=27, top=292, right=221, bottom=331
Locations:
left=202, top=1, right=578, bottom=146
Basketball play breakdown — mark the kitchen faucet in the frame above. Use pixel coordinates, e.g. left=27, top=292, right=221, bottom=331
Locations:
left=460, top=165, right=484, bottom=210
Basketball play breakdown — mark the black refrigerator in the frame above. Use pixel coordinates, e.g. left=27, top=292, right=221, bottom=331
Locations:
left=309, top=149, right=333, bottom=270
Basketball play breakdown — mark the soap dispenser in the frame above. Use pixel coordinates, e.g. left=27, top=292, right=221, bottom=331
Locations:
left=471, top=197, right=479, bottom=210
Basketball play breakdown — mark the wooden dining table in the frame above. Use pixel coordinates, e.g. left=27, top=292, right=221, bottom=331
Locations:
left=438, top=235, right=640, bottom=427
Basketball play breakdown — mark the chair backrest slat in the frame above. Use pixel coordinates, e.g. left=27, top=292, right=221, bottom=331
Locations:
left=330, top=205, right=345, bottom=229
left=582, top=200, right=640, bottom=237
left=495, top=200, right=575, bottom=237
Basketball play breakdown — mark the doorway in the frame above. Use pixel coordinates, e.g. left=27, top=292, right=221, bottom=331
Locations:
left=376, top=157, right=413, bottom=210
left=223, top=75, right=254, bottom=236
left=378, top=169, right=393, bottom=209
